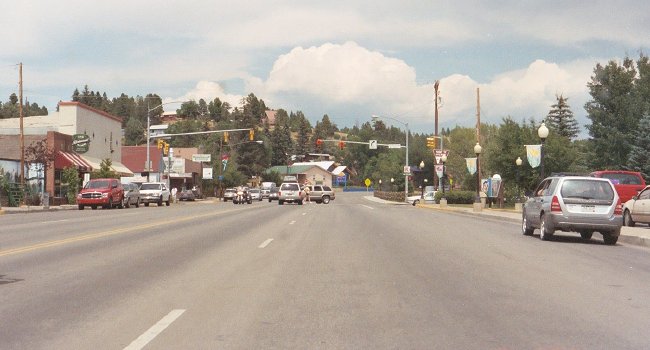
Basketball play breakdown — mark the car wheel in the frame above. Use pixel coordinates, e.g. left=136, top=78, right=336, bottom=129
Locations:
left=412, top=199, right=419, bottom=206
left=268, top=198, right=272, bottom=202
left=624, top=210, right=635, bottom=227
left=539, top=214, right=553, bottom=241
left=135, top=199, right=140, bottom=208
left=106, top=198, right=113, bottom=209
left=78, top=205, right=84, bottom=210
left=299, top=200, right=303, bottom=205
left=521, top=212, right=534, bottom=236
left=144, top=202, right=149, bottom=207
left=579, top=231, right=593, bottom=240
left=117, top=197, right=124, bottom=209
left=123, top=196, right=130, bottom=209
left=166, top=197, right=170, bottom=206
left=603, top=232, right=619, bottom=245
left=91, top=205, right=97, bottom=210
left=322, top=196, right=330, bottom=204
left=279, top=200, right=284, bottom=205
left=158, top=196, right=163, bottom=206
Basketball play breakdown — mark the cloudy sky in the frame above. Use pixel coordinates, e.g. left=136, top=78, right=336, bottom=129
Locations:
left=1, top=0, right=648, bottom=135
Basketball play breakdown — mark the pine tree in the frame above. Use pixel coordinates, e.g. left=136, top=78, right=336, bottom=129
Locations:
left=295, top=116, right=312, bottom=156
left=547, top=94, right=579, bottom=140
left=627, top=114, right=650, bottom=180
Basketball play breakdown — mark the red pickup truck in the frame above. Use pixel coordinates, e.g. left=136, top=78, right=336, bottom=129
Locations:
left=77, top=178, right=124, bottom=210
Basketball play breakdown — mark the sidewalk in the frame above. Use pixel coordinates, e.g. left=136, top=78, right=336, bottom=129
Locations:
left=365, top=196, right=650, bottom=249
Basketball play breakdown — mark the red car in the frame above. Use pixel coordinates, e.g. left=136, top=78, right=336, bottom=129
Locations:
left=77, top=178, right=125, bottom=210
left=590, top=170, right=646, bottom=203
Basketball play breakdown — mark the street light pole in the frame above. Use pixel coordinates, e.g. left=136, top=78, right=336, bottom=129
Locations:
left=516, top=156, right=523, bottom=201
left=419, top=161, right=425, bottom=199
left=474, top=143, right=482, bottom=204
left=538, top=122, right=549, bottom=180
left=441, top=154, right=448, bottom=198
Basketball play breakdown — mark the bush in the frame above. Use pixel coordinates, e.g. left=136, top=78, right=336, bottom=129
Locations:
left=434, top=190, right=476, bottom=204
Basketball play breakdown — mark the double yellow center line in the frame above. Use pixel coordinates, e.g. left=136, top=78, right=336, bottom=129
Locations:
left=0, top=208, right=246, bottom=258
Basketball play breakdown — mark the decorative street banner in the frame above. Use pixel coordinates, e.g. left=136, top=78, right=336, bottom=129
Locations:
left=221, top=154, right=229, bottom=171
left=435, top=164, right=444, bottom=178
left=526, top=144, right=541, bottom=168
left=202, top=167, right=213, bottom=179
left=465, top=157, right=477, bottom=175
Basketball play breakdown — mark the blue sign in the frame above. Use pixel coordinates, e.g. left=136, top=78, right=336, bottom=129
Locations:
left=218, top=175, right=224, bottom=181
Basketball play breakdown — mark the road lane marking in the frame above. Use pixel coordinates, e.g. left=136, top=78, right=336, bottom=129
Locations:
left=360, top=204, right=374, bottom=210
left=0, top=207, right=249, bottom=258
left=258, top=238, right=274, bottom=248
left=302, top=212, right=307, bottom=216
left=289, top=220, right=296, bottom=225
left=124, top=309, right=186, bottom=350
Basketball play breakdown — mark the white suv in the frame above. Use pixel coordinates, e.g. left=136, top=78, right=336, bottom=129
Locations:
left=140, top=182, right=171, bottom=206
left=278, top=182, right=304, bottom=205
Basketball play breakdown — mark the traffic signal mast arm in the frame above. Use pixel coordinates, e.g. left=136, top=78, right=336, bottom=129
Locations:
left=150, top=128, right=254, bottom=139
left=319, top=139, right=406, bottom=148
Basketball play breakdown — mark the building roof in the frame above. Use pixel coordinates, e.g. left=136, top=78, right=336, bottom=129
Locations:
left=263, top=110, right=277, bottom=125
left=266, top=164, right=326, bottom=175
left=291, top=161, right=335, bottom=172
left=331, top=166, right=348, bottom=176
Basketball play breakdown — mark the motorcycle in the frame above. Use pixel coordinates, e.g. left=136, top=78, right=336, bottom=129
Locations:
left=233, top=188, right=253, bottom=204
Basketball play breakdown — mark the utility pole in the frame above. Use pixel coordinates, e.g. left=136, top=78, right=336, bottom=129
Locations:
left=476, top=87, right=481, bottom=181
left=433, top=80, right=440, bottom=190
left=19, top=63, right=25, bottom=190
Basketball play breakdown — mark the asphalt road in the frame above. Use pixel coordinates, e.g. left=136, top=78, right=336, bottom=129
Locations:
left=1, top=192, right=650, bottom=349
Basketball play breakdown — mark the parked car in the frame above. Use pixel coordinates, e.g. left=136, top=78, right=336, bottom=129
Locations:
left=77, top=178, right=125, bottom=210
left=122, top=183, right=141, bottom=208
left=407, top=191, right=436, bottom=206
left=590, top=170, right=646, bottom=203
left=178, top=188, right=196, bottom=201
left=268, top=187, right=279, bottom=202
left=623, top=185, right=650, bottom=227
left=140, top=182, right=171, bottom=206
left=304, top=185, right=335, bottom=204
left=278, top=182, right=304, bottom=205
left=249, top=188, right=262, bottom=201
left=522, top=175, right=623, bottom=244
left=223, top=188, right=236, bottom=202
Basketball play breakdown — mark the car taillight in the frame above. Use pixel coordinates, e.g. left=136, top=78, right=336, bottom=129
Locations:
left=551, top=195, right=561, bottom=212
left=614, top=199, right=622, bottom=215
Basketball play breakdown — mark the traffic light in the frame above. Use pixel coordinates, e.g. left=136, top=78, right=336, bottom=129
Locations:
left=426, top=137, right=438, bottom=149
left=249, top=129, right=254, bottom=141
left=163, top=142, right=169, bottom=155
left=157, top=139, right=163, bottom=149
left=223, top=131, right=229, bottom=143
left=338, top=141, right=346, bottom=150
left=316, top=139, right=323, bottom=147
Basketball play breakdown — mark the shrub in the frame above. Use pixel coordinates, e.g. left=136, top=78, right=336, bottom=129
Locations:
left=435, top=190, right=476, bottom=204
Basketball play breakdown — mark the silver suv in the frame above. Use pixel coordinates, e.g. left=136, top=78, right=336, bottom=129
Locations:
left=305, top=185, right=335, bottom=204
left=522, top=175, right=622, bottom=244
left=278, top=182, right=303, bottom=205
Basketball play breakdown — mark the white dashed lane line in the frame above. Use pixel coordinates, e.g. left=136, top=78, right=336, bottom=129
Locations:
left=289, top=220, right=296, bottom=225
left=124, top=309, right=186, bottom=350
left=258, top=238, right=274, bottom=248
left=360, top=204, right=374, bottom=210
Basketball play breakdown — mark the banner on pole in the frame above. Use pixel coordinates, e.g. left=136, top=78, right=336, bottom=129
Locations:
left=525, top=145, right=541, bottom=168
left=435, top=164, right=444, bottom=178
left=465, top=157, right=477, bottom=175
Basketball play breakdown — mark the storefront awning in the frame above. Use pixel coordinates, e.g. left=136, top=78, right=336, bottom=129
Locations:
left=80, top=155, right=134, bottom=176
left=55, top=151, right=91, bottom=172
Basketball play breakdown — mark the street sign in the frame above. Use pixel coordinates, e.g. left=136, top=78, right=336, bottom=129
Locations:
left=434, top=149, right=450, bottom=164
left=202, top=167, right=213, bottom=179
left=364, top=178, right=371, bottom=187
left=403, top=166, right=411, bottom=175
left=388, top=144, right=402, bottom=149
left=192, top=154, right=211, bottom=162
left=72, top=134, right=90, bottom=153
left=369, top=140, right=377, bottom=149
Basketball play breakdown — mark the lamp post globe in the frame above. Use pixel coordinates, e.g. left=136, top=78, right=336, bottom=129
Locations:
left=474, top=143, right=482, bottom=203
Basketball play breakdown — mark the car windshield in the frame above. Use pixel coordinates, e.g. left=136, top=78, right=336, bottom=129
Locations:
left=85, top=180, right=110, bottom=189
left=141, top=183, right=161, bottom=190
left=561, top=180, right=614, bottom=200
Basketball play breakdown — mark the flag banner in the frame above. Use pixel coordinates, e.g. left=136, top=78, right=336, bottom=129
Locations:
left=435, top=164, right=444, bottom=178
left=222, top=154, right=229, bottom=171
left=466, top=157, right=477, bottom=175
left=526, top=145, right=541, bottom=168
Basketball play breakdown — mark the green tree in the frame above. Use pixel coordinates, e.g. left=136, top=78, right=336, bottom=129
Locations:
left=627, top=114, right=650, bottom=180
left=91, top=159, right=118, bottom=179
left=546, top=94, right=579, bottom=140
left=62, top=166, right=80, bottom=204
left=270, top=109, right=293, bottom=166
left=295, top=114, right=312, bottom=156
left=585, top=56, right=641, bottom=169
left=124, top=116, right=145, bottom=145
